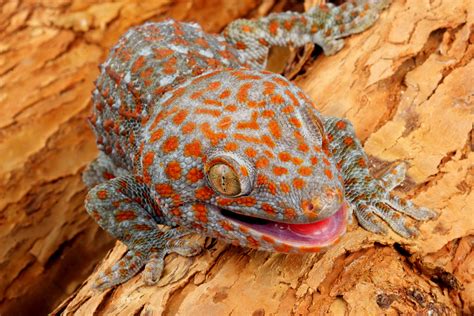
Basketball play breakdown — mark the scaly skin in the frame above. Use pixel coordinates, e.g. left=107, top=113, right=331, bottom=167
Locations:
left=84, top=0, right=436, bottom=290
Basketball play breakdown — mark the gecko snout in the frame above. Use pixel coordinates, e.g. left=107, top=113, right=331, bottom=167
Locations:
left=302, top=186, right=345, bottom=221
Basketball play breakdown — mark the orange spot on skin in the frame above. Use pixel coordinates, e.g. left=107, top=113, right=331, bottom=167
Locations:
left=282, top=106, right=294, bottom=113
left=116, top=211, right=137, bottom=222
left=234, top=196, right=256, bottom=206
left=219, top=220, right=234, bottom=231
left=245, top=147, right=257, bottom=158
left=298, top=166, right=312, bottom=176
left=278, top=152, right=291, bottom=162
left=224, top=142, right=239, bottom=151
left=96, top=190, right=108, bottom=200
left=201, top=122, right=226, bottom=145
left=234, top=133, right=262, bottom=145
left=247, top=236, right=260, bottom=247
left=240, top=166, right=249, bottom=177
left=182, top=122, right=196, bottom=134
left=184, top=140, right=202, bottom=157
left=241, top=25, right=252, bottom=32
left=273, top=166, right=288, bottom=176
left=216, top=197, right=233, bottom=207
left=143, top=152, right=154, bottom=167
left=275, top=243, right=291, bottom=252
left=162, top=136, right=179, bottom=153
left=310, top=156, right=319, bottom=165
left=263, top=150, right=275, bottom=158
left=103, top=172, right=115, bottom=180
left=324, top=169, right=333, bottom=179
left=258, top=38, right=269, bottom=46
left=291, top=157, right=304, bottom=165
left=263, top=81, right=276, bottom=95
left=270, top=94, right=285, bottom=104
left=187, top=168, right=204, bottom=183
left=268, top=20, right=279, bottom=36
left=285, top=89, right=299, bottom=107
left=262, top=203, right=276, bottom=215
left=344, top=137, right=354, bottom=146
left=293, top=178, right=305, bottom=189
left=155, top=183, right=175, bottom=197
left=273, top=77, right=290, bottom=87
left=237, top=82, right=252, bottom=103
left=219, top=89, right=231, bottom=99
left=150, top=128, right=164, bottom=142
left=173, top=110, right=188, bottom=125
left=284, top=208, right=296, bottom=219
left=131, top=55, right=146, bottom=73
left=283, top=20, right=293, bottom=31
left=323, top=158, right=331, bottom=166
left=218, top=117, right=232, bottom=129
left=207, top=81, right=221, bottom=90
left=195, top=108, right=221, bottom=117
left=195, top=186, right=214, bottom=200
left=165, top=161, right=182, bottom=180
left=235, top=41, right=247, bottom=50
left=239, top=225, right=249, bottom=234
left=289, top=117, right=302, bottom=128
left=280, top=183, right=290, bottom=193
left=268, top=120, right=281, bottom=139
left=203, top=99, right=223, bottom=107
left=299, top=246, right=322, bottom=253
left=225, top=104, right=238, bottom=112
left=267, top=181, right=277, bottom=195
left=261, top=235, right=275, bottom=244
left=190, top=90, right=204, bottom=100
left=298, top=143, right=310, bottom=153
left=261, top=135, right=276, bottom=148
left=255, top=157, right=269, bottom=169
left=193, top=204, right=208, bottom=223
left=358, top=158, right=367, bottom=168
left=262, top=109, right=275, bottom=118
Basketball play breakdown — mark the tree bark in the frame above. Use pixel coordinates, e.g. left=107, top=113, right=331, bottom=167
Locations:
left=1, top=0, right=472, bottom=315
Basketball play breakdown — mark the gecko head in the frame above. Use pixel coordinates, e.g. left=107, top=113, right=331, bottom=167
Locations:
left=145, top=69, right=348, bottom=252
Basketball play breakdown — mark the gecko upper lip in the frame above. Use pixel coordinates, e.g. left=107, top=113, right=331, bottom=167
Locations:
left=220, top=204, right=348, bottom=247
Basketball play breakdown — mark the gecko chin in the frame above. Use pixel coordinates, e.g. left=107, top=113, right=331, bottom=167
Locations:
left=220, top=204, right=348, bottom=249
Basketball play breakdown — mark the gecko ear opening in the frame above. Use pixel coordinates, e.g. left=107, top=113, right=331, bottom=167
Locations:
left=205, top=152, right=254, bottom=197
left=303, top=107, right=331, bottom=154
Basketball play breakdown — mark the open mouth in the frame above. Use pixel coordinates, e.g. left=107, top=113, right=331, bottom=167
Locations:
left=220, top=204, right=348, bottom=247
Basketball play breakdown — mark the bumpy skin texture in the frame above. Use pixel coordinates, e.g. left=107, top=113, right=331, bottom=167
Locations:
left=84, top=0, right=436, bottom=290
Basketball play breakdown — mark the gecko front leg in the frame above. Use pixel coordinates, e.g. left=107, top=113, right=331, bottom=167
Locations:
left=323, top=116, right=437, bottom=237
left=85, top=176, right=201, bottom=290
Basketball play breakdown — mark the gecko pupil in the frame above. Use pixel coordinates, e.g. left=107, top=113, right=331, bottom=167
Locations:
left=208, top=163, right=241, bottom=196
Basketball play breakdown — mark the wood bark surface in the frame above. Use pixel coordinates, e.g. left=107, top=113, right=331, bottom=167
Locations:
left=0, top=0, right=472, bottom=315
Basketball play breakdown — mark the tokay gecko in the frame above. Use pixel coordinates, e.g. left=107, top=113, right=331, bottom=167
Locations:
left=84, top=0, right=436, bottom=290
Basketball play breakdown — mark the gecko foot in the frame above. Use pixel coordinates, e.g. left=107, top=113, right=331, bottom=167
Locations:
left=353, top=163, right=438, bottom=238
left=93, top=230, right=202, bottom=290
left=142, top=238, right=202, bottom=286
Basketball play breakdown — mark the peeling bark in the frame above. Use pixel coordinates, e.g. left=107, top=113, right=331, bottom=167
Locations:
left=1, top=0, right=472, bottom=315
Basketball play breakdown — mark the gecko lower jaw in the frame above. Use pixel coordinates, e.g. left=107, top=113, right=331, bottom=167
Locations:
left=220, top=204, right=348, bottom=248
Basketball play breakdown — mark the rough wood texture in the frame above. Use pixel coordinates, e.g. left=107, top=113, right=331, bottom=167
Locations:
left=1, top=0, right=472, bottom=315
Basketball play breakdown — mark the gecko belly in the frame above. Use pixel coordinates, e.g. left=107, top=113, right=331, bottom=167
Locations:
left=220, top=204, right=348, bottom=248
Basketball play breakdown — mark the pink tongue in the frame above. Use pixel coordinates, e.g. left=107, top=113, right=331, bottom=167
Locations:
left=285, top=217, right=332, bottom=235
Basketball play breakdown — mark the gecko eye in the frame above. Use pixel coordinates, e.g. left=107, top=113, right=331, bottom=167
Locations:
left=205, top=153, right=254, bottom=197
left=208, top=164, right=241, bottom=196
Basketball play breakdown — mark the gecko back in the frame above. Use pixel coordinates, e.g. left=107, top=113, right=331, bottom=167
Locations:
left=89, top=20, right=243, bottom=171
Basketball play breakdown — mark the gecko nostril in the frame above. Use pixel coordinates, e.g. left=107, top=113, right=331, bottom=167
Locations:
left=308, top=203, right=314, bottom=211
